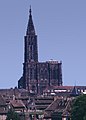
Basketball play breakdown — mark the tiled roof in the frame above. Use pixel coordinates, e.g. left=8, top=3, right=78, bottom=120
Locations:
left=10, top=100, right=25, bottom=108
left=35, top=100, right=53, bottom=104
left=45, top=98, right=62, bottom=111
left=0, top=95, right=8, bottom=114
left=44, top=97, right=73, bottom=118
left=62, top=98, right=73, bottom=117
left=0, top=95, right=6, bottom=106
left=44, top=86, right=86, bottom=92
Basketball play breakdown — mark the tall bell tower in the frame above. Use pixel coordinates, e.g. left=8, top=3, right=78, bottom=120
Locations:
left=22, top=7, right=38, bottom=91
left=24, top=6, right=38, bottom=63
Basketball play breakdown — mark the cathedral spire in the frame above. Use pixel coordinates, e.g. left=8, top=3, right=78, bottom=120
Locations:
left=29, top=5, right=31, bottom=15
left=26, top=6, right=35, bottom=35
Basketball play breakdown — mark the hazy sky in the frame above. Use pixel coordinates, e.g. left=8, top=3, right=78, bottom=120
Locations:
left=0, top=0, right=86, bottom=88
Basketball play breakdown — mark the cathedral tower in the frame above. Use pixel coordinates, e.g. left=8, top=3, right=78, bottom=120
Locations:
left=23, top=7, right=38, bottom=92
left=18, top=7, right=63, bottom=94
left=24, top=7, right=38, bottom=63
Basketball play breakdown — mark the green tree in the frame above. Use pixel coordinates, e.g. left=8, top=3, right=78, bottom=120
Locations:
left=6, top=109, right=21, bottom=120
left=71, top=95, right=86, bottom=120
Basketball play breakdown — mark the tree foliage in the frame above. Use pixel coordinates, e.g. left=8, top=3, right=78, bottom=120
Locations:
left=71, top=95, right=86, bottom=120
left=6, top=109, right=21, bottom=120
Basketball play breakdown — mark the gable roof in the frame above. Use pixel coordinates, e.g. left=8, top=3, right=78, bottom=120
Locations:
left=10, top=100, right=25, bottom=108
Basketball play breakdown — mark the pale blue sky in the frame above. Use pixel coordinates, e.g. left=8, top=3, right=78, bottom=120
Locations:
left=0, top=0, right=86, bottom=88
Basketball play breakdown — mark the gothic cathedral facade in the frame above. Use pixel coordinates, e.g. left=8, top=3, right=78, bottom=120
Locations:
left=18, top=7, right=63, bottom=94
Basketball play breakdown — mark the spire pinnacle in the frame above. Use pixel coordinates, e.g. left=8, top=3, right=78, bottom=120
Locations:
left=29, top=5, right=31, bottom=15
left=26, top=6, right=35, bottom=35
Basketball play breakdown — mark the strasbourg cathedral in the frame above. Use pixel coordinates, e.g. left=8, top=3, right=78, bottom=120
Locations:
left=18, top=7, right=63, bottom=94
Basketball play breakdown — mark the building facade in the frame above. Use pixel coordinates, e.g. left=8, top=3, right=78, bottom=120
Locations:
left=18, top=7, right=63, bottom=94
